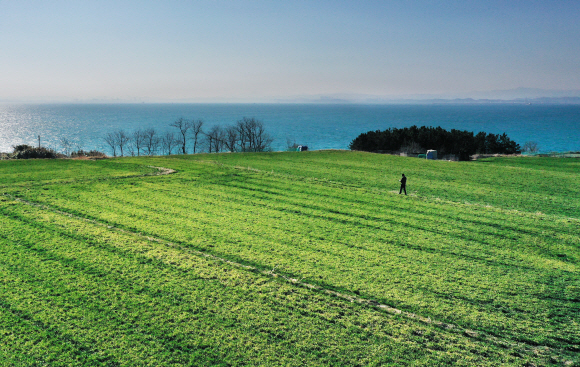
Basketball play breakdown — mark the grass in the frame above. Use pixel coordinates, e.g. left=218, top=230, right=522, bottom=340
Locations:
left=0, top=151, right=578, bottom=365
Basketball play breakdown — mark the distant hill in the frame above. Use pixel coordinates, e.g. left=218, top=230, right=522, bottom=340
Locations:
left=464, top=87, right=580, bottom=100
left=274, top=88, right=580, bottom=104
left=409, top=96, right=580, bottom=105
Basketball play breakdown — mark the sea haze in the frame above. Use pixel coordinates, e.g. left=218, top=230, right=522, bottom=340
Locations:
left=0, top=103, right=578, bottom=154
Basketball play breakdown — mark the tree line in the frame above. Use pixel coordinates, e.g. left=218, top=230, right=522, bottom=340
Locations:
left=103, top=117, right=273, bottom=157
left=2, top=117, right=273, bottom=159
left=348, top=125, right=521, bottom=160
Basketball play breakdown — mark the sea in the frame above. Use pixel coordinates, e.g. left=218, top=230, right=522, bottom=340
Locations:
left=0, top=103, right=579, bottom=154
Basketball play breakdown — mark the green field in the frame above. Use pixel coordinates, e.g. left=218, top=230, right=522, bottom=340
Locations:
left=0, top=151, right=578, bottom=366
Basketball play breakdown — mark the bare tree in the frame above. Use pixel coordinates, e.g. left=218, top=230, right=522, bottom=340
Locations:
left=126, top=140, right=136, bottom=157
left=132, top=129, right=147, bottom=156
left=60, top=137, right=74, bottom=157
left=236, top=117, right=273, bottom=152
left=161, top=132, right=178, bottom=155
left=252, top=121, right=274, bottom=152
left=235, top=119, right=250, bottom=152
left=114, top=130, right=131, bottom=157
left=143, top=128, right=160, bottom=156
left=223, top=125, right=239, bottom=152
left=286, top=137, right=300, bottom=151
left=206, top=125, right=225, bottom=153
left=190, top=119, right=204, bottom=153
left=523, top=141, right=539, bottom=154
left=104, top=132, right=118, bottom=157
left=170, top=118, right=193, bottom=154
left=73, top=139, right=83, bottom=153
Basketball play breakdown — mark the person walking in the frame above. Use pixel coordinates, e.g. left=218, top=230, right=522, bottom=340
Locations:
left=399, top=173, right=407, bottom=195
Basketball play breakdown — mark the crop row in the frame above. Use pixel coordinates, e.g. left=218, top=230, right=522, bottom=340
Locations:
left=167, top=152, right=580, bottom=218
left=10, top=159, right=579, bottom=348
left=0, top=199, right=541, bottom=366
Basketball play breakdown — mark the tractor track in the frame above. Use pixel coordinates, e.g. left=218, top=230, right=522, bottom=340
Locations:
left=1, top=165, right=576, bottom=364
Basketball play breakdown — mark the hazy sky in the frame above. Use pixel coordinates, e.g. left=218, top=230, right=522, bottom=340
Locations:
left=1, top=0, right=579, bottom=102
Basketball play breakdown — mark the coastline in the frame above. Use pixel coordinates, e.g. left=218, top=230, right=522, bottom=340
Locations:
left=1, top=104, right=579, bottom=154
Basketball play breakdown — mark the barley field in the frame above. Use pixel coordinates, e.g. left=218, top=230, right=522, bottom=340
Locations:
left=0, top=151, right=578, bottom=366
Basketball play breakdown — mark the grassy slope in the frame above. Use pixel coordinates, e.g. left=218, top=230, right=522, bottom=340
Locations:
left=0, top=159, right=158, bottom=186
left=0, top=152, right=578, bottom=366
left=179, top=151, right=579, bottom=218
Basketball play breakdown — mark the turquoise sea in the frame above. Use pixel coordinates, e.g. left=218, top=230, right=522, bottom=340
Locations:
left=0, top=103, right=579, bottom=154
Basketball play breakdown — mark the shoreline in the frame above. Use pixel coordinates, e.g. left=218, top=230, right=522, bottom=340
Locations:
left=1, top=104, right=579, bottom=154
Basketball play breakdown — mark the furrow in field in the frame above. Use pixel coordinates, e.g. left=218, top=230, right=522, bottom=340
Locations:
left=230, top=168, right=579, bottom=231
left=26, top=171, right=579, bottom=272
left=132, top=164, right=577, bottom=255
left=130, top=175, right=579, bottom=276
left=0, top=211, right=381, bottom=365
left=4, top=184, right=579, bottom=349
left=205, top=154, right=580, bottom=218
left=217, top=171, right=579, bottom=245
left=5, top=161, right=579, bottom=348
left=0, top=297, right=97, bottom=366
left=0, top=200, right=542, bottom=366
left=20, top=179, right=576, bottom=296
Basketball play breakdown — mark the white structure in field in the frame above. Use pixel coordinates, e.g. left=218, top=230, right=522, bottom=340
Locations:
left=426, top=150, right=437, bottom=160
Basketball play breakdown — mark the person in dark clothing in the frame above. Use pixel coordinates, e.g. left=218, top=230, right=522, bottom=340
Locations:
left=399, top=174, right=407, bottom=195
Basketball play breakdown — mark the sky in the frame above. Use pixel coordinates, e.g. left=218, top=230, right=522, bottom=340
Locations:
left=1, top=0, right=579, bottom=102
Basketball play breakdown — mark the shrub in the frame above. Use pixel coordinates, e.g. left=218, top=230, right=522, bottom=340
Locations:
left=522, top=141, right=540, bottom=154
left=11, top=145, right=58, bottom=159
left=70, top=150, right=107, bottom=159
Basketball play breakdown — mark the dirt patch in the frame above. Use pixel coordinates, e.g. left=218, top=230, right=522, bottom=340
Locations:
left=149, top=166, right=177, bottom=175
